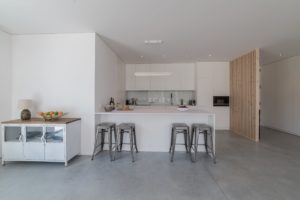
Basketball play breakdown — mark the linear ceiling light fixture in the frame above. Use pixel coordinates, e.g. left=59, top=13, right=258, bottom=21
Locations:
left=134, top=72, right=172, bottom=77
left=144, top=40, right=163, bottom=45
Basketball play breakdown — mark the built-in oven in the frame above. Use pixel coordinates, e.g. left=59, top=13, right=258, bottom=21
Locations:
left=213, top=96, right=229, bottom=107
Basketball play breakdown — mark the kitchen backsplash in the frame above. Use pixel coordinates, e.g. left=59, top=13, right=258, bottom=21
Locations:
left=126, top=91, right=196, bottom=106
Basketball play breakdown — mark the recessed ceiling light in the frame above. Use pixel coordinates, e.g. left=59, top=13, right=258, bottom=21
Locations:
left=208, top=54, right=212, bottom=57
left=140, top=55, right=144, bottom=58
left=144, top=40, right=163, bottom=45
left=279, top=53, right=283, bottom=57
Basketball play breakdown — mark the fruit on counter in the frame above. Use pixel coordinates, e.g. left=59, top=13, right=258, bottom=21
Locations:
left=38, top=111, right=65, bottom=119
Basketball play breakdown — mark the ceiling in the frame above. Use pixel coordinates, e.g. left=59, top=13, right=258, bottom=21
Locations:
left=1, top=0, right=300, bottom=65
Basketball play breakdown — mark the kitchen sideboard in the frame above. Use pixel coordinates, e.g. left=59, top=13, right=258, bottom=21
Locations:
left=1, top=118, right=81, bottom=166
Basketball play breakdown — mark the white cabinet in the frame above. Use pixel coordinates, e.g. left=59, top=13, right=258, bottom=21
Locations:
left=1, top=118, right=81, bottom=166
left=165, top=64, right=181, bottom=90
left=150, top=64, right=167, bottom=90
left=44, top=126, right=65, bottom=161
left=2, top=126, right=23, bottom=160
left=125, top=63, right=196, bottom=91
left=165, top=63, right=195, bottom=90
left=125, top=64, right=136, bottom=90
left=24, top=126, right=44, bottom=160
left=135, top=64, right=150, bottom=90
left=180, top=63, right=196, bottom=90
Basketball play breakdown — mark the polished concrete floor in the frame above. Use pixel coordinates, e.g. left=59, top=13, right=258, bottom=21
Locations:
left=1, top=128, right=300, bottom=200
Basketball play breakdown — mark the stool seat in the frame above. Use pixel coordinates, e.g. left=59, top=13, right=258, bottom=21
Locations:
left=118, top=123, right=135, bottom=130
left=97, top=122, right=115, bottom=130
left=172, top=123, right=188, bottom=128
left=172, top=123, right=189, bottom=130
left=192, top=123, right=211, bottom=132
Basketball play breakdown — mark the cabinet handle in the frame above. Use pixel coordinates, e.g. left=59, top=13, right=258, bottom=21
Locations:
left=41, top=135, right=46, bottom=143
left=18, top=134, right=23, bottom=142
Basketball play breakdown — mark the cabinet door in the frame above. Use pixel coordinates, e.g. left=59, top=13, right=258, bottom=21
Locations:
left=180, top=63, right=195, bottom=90
left=24, top=126, right=44, bottom=160
left=2, top=126, right=24, bottom=160
left=150, top=64, right=167, bottom=90
left=44, top=126, right=64, bottom=161
left=165, top=64, right=181, bottom=90
left=135, top=64, right=150, bottom=90
left=125, top=64, right=136, bottom=90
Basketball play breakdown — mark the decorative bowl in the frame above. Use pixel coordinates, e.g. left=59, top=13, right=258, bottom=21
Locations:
left=104, top=105, right=114, bottom=112
left=177, top=106, right=189, bottom=112
left=38, top=111, right=65, bottom=121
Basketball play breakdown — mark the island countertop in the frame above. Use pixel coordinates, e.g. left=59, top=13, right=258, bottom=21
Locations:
left=1, top=118, right=81, bottom=124
left=96, top=106, right=215, bottom=115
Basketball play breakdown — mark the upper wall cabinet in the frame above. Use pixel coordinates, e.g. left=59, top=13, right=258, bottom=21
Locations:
left=150, top=64, right=167, bottom=90
left=125, top=63, right=195, bottom=91
left=135, top=64, right=151, bottom=90
left=165, top=64, right=182, bottom=90
left=125, top=64, right=136, bottom=90
left=176, top=63, right=195, bottom=90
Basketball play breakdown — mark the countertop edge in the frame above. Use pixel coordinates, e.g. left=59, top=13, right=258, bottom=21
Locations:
left=1, top=118, right=81, bottom=125
left=95, top=112, right=215, bottom=115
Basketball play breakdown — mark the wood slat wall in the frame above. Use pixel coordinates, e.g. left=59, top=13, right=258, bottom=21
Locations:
left=230, top=49, right=260, bottom=141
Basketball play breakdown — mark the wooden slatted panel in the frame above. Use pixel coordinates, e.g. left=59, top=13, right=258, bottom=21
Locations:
left=230, top=49, right=260, bottom=141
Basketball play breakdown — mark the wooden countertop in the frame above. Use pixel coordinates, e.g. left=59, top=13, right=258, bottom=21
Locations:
left=1, top=118, right=81, bottom=124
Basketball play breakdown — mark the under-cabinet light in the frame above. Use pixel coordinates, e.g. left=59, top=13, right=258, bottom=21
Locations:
left=134, top=72, right=172, bottom=77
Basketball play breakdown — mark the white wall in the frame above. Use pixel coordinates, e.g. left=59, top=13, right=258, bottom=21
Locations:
left=95, top=34, right=125, bottom=112
left=261, top=55, right=300, bottom=136
left=0, top=30, right=12, bottom=156
left=196, top=62, right=230, bottom=130
left=11, top=33, right=95, bottom=155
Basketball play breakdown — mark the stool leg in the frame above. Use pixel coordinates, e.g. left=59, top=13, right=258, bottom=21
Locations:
left=114, top=125, right=117, bottom=150
left=169, top=128, right=174, bottom=153
left=109, top=128, right=113, bottom=161
left=91, top=127, right=99, bottom=160
left=100, top=129, right=105, bottom=151
left=187, top=127, right=191, bottom=154
left=204, top=131, right=208, bottom=154
left=194, top=131, right=199, bottom=162
left=119, top=131, right=124, bottom=152
left=170, top=131, right=176, bottom=162
left=133, top=127, right=138, bottom=153
left=184, top=131, right=188, bottom=153
left=191, top=128, right=195, bottom=162
left=190, top=127, right=194, bottom=153
left=113, top=127, right=119, bottom=161
left=210, top=130, right=216, bottom=164
left=130, top=130, right=135, bottom=162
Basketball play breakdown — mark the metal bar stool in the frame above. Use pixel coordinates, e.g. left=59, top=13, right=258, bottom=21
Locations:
left=91, top=122, right=117, bottom=161
left=115, top=123, right=138, bottom=162
left=169, top=123, right=191, bottom=162
left=191, top=123, right=216, bottom=163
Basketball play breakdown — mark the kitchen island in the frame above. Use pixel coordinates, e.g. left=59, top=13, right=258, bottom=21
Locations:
left=95, top=107, right=215, bottom=158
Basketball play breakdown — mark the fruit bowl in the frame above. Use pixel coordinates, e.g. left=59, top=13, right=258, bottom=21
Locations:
left=38, top=111, right=65, bottom=121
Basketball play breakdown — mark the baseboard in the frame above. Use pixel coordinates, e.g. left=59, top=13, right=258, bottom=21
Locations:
left=261, top=126, right=300, bottom=137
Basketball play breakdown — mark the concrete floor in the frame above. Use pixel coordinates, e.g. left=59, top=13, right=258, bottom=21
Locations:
left=0, top=128, right=300, bottom=200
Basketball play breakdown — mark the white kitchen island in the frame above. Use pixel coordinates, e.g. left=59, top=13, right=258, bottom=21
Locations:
left=95, top=107, right=215, bottom=158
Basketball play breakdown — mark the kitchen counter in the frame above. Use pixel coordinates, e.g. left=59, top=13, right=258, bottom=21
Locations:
left=2, top=118, right=81, bottom=124
left=96, top=106, right=214, bottom=115
left=95, top=106, right=215, bottom=157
